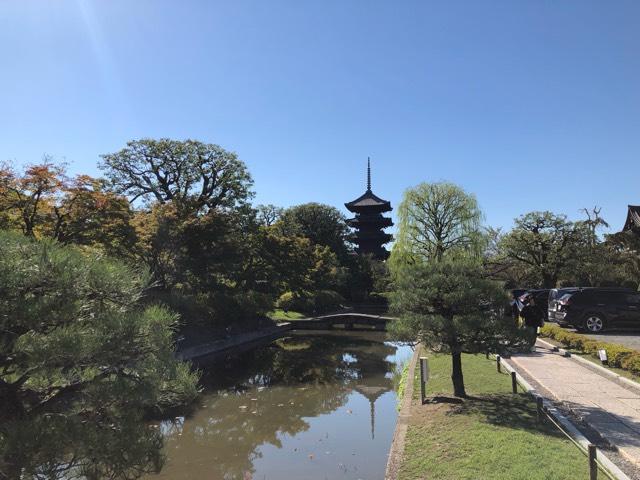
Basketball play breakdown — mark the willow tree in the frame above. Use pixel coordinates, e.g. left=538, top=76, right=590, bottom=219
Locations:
left=389, top=182, right=525, bottom=397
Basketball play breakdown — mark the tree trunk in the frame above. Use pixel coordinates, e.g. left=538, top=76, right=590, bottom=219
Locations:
left=451, top=351, right=466, bottom=398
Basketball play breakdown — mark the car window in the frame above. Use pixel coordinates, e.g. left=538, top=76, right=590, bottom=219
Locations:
left=593, top=291, right=627, bottom=303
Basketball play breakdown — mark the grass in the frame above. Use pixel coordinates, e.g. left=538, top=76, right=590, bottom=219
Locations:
left=266, top=309, right=306, bottom=321
left=398, top=351, right=600, bottom=480
left=394, top=360, right=410, bottom=410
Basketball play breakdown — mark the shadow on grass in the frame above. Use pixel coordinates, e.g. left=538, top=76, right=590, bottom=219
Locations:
left=424, top=396, right=464, bottom=405
left=439, top=393, right=567, bottom=438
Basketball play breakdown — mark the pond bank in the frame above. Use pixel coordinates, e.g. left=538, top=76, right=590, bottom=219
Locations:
left=176, top=323, right=293, bottom=362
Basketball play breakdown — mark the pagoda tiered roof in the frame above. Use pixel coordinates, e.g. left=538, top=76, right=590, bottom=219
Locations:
left=344, top=158, right=393, bottom=260
left=345, top=190, right=392, bottom=213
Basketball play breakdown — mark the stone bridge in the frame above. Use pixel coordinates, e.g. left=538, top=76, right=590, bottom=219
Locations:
left=291, top=313, right=394, bottom=331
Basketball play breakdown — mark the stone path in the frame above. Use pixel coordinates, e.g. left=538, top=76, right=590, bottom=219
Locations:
left=510, top=343, right=640, bottom=466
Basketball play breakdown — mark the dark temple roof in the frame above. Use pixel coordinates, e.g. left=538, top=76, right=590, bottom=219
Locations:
left=624, top=205, right=640, bottom=231
left=345, top=190, right=392, bottom=210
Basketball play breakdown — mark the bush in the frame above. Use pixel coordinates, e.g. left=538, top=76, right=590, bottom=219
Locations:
left=540, top=324, right=639, bottom=373
left=276, top=290, right=344, bottom=315
left=277, top=291, right=314, bottom=313
left=621, top=354, right=640, bottom=376
left=313, top=290, right=344, bottom=313
left=602, top=345, right=635, bottom=368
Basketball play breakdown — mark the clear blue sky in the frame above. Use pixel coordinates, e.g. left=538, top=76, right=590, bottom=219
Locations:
left=1, top=1, right=639, bottom=231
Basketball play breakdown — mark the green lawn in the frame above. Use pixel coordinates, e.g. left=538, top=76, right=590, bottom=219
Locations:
left=399, top=352, right=599, bottom=480
left=267, top=309, right=307, bottom=321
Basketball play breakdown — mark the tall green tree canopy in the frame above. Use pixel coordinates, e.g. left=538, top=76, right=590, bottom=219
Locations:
left=277, top=203, right=351, bottom=259
left=390, top=182, right=525, bottom=397
left=100, top=138, right=254, bottom=213
left=392, top=182, right=483, bottom=264
left=0, top=231, right=199, bottom=479
left=498, top=211, right=586, bottom=288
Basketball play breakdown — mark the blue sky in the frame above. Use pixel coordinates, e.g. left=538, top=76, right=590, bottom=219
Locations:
left=1, top=1, right=639, bottom=232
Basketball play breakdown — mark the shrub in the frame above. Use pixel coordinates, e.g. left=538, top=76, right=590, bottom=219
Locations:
left=277, top=290, right=344, bottom=315
left=540, top=323, right=639, bottom=372
left=603, top=345, right=635, bottom=368
left=313, top=290, right=344, bottom=313
left=277, top=291, right=313, bottom=313
left=621, top=354, right=640, bottom=376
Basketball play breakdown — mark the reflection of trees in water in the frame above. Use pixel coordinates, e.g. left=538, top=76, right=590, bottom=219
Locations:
left=153, top=333, right=400, bottom=479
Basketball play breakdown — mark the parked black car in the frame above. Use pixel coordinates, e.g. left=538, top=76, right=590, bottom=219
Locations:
left=547, top=287, right=583, bottom=323
left=553, top=287, right=639, bottom=333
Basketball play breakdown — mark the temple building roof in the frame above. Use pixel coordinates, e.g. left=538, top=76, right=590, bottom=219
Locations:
left=624, top=205, right=640, bottom=231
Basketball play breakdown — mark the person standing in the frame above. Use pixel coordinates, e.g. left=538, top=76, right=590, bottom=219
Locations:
left=520, top=296, right=544, bottom=349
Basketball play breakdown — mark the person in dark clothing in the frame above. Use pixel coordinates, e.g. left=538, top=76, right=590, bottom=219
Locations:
left=520, top=296, right=544, bottom=349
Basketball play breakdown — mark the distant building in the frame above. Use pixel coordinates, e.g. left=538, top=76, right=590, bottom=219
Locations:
left=623, top=205, right=640, bottom=234
left=345, top=159, right=393, bottom=259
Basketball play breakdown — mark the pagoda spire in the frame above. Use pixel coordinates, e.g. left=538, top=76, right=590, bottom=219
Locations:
left=366, top=157, right=371, bottom=192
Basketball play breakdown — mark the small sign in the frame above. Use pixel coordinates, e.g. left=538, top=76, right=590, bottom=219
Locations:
left=598, top=349, right=608, bottom=364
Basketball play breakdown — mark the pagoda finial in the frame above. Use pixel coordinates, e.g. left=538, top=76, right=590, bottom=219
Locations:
left=367, top=157, right=371, bottom=191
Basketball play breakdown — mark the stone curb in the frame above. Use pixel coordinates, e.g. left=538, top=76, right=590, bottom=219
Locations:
left=385, top=343, right=420, bottom=480
left=537, top=338, right=640, bottom=396
left=498, top=355, right=631, bottom=480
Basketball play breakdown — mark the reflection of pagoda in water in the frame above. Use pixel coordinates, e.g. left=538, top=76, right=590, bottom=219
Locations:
left=347, top=341, right=395, bottom=440
left=355, top=382, right=388, bottom=439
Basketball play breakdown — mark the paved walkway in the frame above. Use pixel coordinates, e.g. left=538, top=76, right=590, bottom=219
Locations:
left=510, top=343, right=640, bottom=466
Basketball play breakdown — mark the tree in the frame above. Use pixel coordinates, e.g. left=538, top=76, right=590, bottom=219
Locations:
left=499, top=211, right=586, bottom=288
left=392, top=182, right=483, bottom=263
left=99, top=138, right=254, bottom=213
left=256, top=204, right=283, bottom=227
left=389, top=182, right=525, bottom=397
left=0, top=231, right=199, bottom=479
left=0, top=159, right=66, bottom=237
left=51, top=175, right=137, bottom=257
left=277, top=203, right=351, bottom=259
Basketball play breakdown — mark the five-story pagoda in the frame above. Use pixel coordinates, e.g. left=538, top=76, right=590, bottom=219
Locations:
left=345, top=158, right=393, bottom=259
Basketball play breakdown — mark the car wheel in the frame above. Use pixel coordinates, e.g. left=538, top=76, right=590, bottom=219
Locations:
left=584, top=314, right=605, bottom=333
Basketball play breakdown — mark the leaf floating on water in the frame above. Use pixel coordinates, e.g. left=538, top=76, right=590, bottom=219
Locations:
left=346, top=409, right=352, bottom=414
left=251, top=411, right=258, bottom=414
left=308, top=454, right=314, bottom=460
left=251, top=398, right=258, bottom=401
left=239, top=405, right=248, bottom=410
left=277, top=404, right=284, bottom=407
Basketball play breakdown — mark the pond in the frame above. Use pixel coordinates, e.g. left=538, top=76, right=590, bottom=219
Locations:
left=147, top=331, right=413, bottom=480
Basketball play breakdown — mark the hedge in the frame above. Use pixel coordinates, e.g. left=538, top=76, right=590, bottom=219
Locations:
left=540, top=324, right=640, bottom=376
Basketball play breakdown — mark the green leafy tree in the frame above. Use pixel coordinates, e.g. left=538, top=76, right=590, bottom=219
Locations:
left=277, top=203, right=351, bottom=260
left=100, top=138, right=253, bottom=213
left=390, top=182, right=525, bottom=397
left=499, top=211, right=586, bottom=288
left=0, top=231, right=199, bottom=479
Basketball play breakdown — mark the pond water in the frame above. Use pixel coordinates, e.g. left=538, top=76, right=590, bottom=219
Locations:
left=148, top=331, right=413, bottom=480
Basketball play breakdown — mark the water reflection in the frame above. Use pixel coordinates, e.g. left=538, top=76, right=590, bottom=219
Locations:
left=149, top=331, right=412, bottom=480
